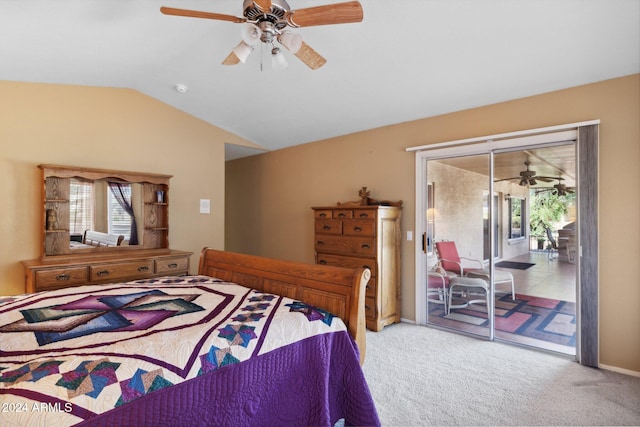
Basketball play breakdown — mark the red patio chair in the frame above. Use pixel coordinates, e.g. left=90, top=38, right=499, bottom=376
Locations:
left=435, top=241, right=484, bottom=277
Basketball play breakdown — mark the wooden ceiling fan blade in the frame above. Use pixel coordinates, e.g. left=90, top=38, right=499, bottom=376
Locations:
left=287, top=1, right=363, bottom=27
left=294, top=42, right=327, bottom=70
left=160, top=7, right=246, bottom=23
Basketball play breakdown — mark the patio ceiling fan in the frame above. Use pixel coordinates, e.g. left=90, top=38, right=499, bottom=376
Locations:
left=494, top=161, right=556, bottom=187
left=535, top=178, right=575, bottom=196
left=160, top=0, right=364, bottom=70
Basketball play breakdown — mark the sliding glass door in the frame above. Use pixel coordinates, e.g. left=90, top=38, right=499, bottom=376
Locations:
left=421, top=142, right=578, bottom=356
left=492, top=147, right=577, bottom=354
left=425, top=153, right=491, bottom=339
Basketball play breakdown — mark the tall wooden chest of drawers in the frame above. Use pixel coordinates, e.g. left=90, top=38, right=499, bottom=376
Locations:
left=312, top=205, right=401, bottom=331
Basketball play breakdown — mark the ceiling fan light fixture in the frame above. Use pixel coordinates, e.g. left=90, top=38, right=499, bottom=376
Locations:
left=529, top=178, right=537, bottom=186
left=271, top=46, right=288, bottom=70
left=278, top=31, right=302, bottom=53
left=232, top=41, right=253, bottom=63
left=160, top=0, right=363, bottom=71
left=240, top=23, right=262, bottom=45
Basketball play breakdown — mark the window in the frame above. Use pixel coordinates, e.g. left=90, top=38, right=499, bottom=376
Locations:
left=508, top=197, right=526, bottom=239
left=70, top=179, right=94, bottom=235
left=108, top=183, right=132, bottom=240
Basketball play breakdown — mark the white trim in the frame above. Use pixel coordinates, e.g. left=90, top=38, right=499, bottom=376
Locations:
left=598, top=363, right=640, bottom=378
left=415, top=130, right=577, bottom=160
left=414, top=155, right=428, bottom=325
left=405, top=120, right=600, bottom=153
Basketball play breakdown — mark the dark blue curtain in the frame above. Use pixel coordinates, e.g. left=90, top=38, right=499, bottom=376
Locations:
left=108, top=182, right=139, bottom=245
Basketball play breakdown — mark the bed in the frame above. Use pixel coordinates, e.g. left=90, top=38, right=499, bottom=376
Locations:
left=0, top=248, right=379, bottom=426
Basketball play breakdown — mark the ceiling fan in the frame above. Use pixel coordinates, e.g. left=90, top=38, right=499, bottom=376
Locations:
left=535, top=179, right=575, bottom=196
left=494, top=161, right=556, bottom=187
left=160, top=0, right=364, bottom=70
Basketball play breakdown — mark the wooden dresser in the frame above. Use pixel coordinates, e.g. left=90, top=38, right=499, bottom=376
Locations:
left=22, top=250, right=192, bottom=293
left=22, top=164, right=192, bottom=294
left=312, top=205, right=401, bottom=331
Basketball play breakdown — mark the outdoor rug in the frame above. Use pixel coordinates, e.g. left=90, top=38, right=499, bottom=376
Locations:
left=429, top=294, right=576, bottom=346
left=495, top=261, right=536, bottom=270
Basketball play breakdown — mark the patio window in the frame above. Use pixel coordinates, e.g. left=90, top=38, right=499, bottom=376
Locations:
left=508, top=197, right=526, bottom=239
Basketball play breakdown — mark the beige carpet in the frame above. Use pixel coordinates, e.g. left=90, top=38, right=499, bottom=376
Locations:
left=361, top=323, right=640, bottom=426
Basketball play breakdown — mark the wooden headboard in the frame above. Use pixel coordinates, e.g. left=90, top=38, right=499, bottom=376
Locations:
left=83, top=230, right=124, bottom=247
left=198, top=248, right=371, bottom=364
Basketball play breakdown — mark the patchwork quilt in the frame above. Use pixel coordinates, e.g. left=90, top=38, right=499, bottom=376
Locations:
left=0, top=276, right=379, bottom=426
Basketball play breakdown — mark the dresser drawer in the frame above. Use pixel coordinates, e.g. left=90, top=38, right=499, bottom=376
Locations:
left=315, top=235, right=376, bottom=256
left=35, top=267, right=89, bottom=290
left=342, top=219, right=375, bottom=236
left=315, top=219, right=342, bottom=235
left=155, top=256, right=189, bottom=274
left=333, top=210, right=353, bottom=219
left=315, top=253, right=376, bottom=276
left=353, top=209, right=377, bottom=219
left=364, top=296, right=376, bottom=320
left=364, top=277, right=377, bottom=298
left=314, top=209, right=333, bottom=219
left=90, top=260, right=154, bottom=281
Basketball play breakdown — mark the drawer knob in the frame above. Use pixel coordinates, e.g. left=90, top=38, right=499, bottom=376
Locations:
left=361, top=243, right=371, bottom=249
left=318, top=260, right=327, bottom=265
left=323, top=225, right=332, bottom=230
left=353, top=226, right=362, bottom=232
left=319, top=213, right=327, bottom=218
left=167, top=263, right=178, bottom=269
left=338, top=213, right=346, bottom=218
left=138, top=266, right=149, bottom=272
left=317, top=240, right=325, bottom=246
left=359, top=213, right=369, bottom=218
left=56, top=274, right=71, bottom=281
left=97, top=270, right=110, bottom=277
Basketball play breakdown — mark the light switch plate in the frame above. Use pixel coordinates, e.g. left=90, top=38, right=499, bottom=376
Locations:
left=199, top=199, right=210, bottom=214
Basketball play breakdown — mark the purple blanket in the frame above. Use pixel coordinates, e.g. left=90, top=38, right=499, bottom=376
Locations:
left=78, top=332, right=379, bottom=427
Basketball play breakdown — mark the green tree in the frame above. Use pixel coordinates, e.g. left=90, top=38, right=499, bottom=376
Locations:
left=529, top=191, right=574, bottom=239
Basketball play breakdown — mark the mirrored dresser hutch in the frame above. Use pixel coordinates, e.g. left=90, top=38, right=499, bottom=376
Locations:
left=22, top=164, right=192, bottom=293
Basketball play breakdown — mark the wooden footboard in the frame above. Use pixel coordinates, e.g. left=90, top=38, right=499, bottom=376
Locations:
left=198, top=248, right=371, bottom=364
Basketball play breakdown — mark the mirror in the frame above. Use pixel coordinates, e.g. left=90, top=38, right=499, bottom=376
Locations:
left=68, top=179, right=144, bottom=249
left=40, top=164, right=172, bottom=257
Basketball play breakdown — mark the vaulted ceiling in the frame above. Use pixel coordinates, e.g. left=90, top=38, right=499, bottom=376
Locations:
left=1, top=1, right=638, bottom=161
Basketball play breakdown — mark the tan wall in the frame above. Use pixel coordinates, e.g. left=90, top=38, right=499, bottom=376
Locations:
left=226, top=74, right=640, bottom=374
left=0, top=81, right=248, bottom=296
